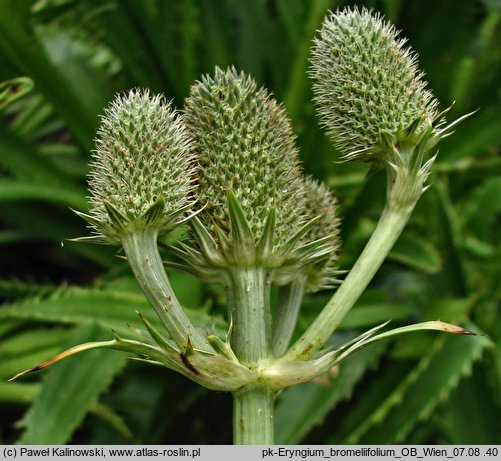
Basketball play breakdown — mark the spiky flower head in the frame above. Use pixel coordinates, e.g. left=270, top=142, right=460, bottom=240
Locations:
left=84, top=89, right=196, bottom=244
left=310, top=7, right=442, bottom=165
left=302, top=178, right=341, bottom=291
left=182, top=67, right=307, bottom=271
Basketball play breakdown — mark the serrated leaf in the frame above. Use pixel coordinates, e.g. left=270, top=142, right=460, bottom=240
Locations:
left=0, top=285, right=219, bottom=338
left=389, top=232, right=442, bottom=273
left=347, top=326, right=491, bottom=443
left=275, top=343, right=387, bottom=444
left=0, top=381, right=40, bottom=404
left=441, top=364, right=500, bottom=444
left=18, top=324, right=127, bottom=444
left=0, top=279, right=54, bottom=300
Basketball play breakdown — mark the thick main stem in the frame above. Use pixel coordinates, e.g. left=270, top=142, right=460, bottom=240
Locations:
left=228, top=267, right=272, bottom=365
left=121, top=228, right=213, bottom=354
left=284, top=203, right=414, bottom=361
left=233, top=386, right=274, bottom=445
left=227, top=267, right=274, bottom=444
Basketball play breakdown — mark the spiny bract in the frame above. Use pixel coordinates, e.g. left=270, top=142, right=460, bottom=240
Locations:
left=310, top=7, right=440, bottom=163
left=87, top=89, right=196, bottom=243
left=184, top=67, right=306, bottom=256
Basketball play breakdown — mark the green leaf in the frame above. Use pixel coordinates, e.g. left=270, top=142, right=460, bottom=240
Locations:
left=18, top=324, right=127, bottom=444
left=0, top=381, right=40, bottom=404
left=283, top=0, right=333, bottom=121
left=0, top=284, right=220, bottom=338
left=0, top=0, right=96, bottom=149
left=439, top=104, right=501, bottom=164
left=0, top=124, right=68, bottom=183
left=0, top=180, right=87, bottom=209
left=81, top=0, right=166, bottom=94
left=0, top=286, right=154, bottom=337
left=89, top=403, right=132, bottom=439
left=463, top=176, right=501, bottom=241
left=0, top=76, right=34, bottom=110
left=199, top=0, right=231, bottom=69
left=0, top=327, right=68, bottom=380
left=389, top=232, right=442, bottom=273
left=441, top=363, right=500, bottom=444
left=0, top=319, right=22, bottom=338
left=338, top=302, right=417, bottom=329
left=0, top=279, right=53, bottom=300
left=275, top=343, right=386, bottom=444
left=433, top=180, right=469, bottom=295
left=0, top=346, right=64, bottom=381
left=346, top=326, right=492, bottom=443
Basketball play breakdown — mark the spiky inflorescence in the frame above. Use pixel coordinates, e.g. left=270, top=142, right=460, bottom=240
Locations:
left=184, top=67, right=306, bottom=258
left=310, top=7, right=440, bottom=164
left=86, top=89, right=196, bottom=243
left=302, top=178, right=341, bottom=291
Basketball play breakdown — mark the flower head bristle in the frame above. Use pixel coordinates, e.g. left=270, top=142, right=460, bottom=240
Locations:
left=183, top=67, right=306, bottom=266
left=310, top=7, right=441, bottom=164
left=302, top=177, right=341, bottom=291
left=86, top=89, right=196, bottom=243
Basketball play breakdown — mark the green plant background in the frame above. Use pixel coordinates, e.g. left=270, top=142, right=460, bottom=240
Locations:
left=0, top=0, right=499, bottom=444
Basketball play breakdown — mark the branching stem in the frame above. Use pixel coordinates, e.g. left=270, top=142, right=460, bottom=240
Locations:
left=284, top=198, right=415, bottom=361
left=121, top=228, right=213, bottom=354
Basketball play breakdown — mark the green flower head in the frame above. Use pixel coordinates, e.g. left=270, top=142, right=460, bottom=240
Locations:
left=84, top=89, right=196, bottom=243
left=310, top=7, right=441, bottom=164
left=183, top=67, right=307, bottom=269
left=302, top=177, right=341, bottom=292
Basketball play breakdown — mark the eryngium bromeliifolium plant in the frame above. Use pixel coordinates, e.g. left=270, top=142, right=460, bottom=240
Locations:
left=11, top=7, right=477, bottom=444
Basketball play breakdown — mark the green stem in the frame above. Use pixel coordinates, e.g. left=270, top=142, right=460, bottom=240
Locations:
left=283, top=202, right=415, bottom=361
left=121, top=228, right=213, bottom=354
left=272, top=278, right=306, bottom=357
left=233, top=386, right=274, bottom=445
left=227, top=266, right=274, bottom=444
left=227, top=267, right=272, bottom=365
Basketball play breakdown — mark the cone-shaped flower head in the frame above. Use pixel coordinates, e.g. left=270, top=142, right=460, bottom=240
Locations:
left=85, top=89, right=196, bottom=244
left=302, top=178, right=341, bottom=291
left=183, top=67, right=307, bottom=269
left=311, top=8, right=441, bottom=164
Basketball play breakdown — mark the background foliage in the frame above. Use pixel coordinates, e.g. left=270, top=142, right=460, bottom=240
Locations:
left=0, top=0, right=499, bottom=444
